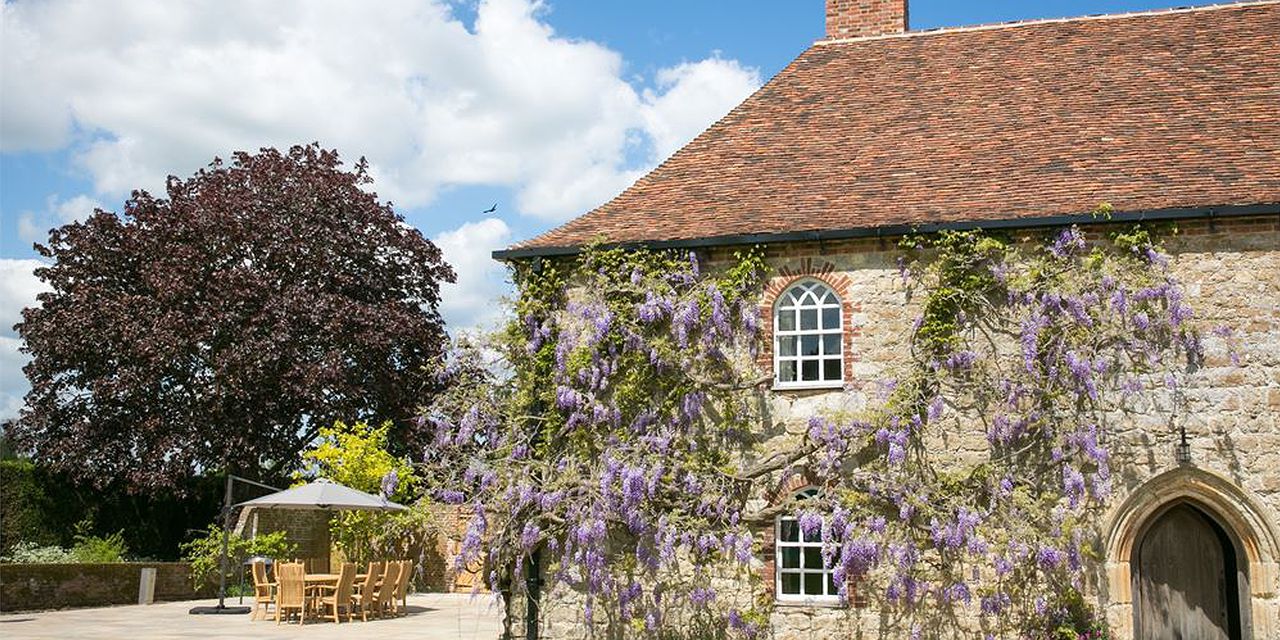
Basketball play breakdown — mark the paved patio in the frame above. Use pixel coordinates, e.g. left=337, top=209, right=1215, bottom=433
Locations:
left=0, top=593, right=504, bottom=640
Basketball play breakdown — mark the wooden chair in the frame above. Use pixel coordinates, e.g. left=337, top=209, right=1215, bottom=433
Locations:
left=351, top=561, right=384, bottom=622
left=275, top=562, right=308, bottom=625
left=393, top=560, right=414, bottom=616
left=250, top=560, right=276, bottom=621
left=374, top=561, right=401, bottom=618
left=313, top=562, right=356, bottom=624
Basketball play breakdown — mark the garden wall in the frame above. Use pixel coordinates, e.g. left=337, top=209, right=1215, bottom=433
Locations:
left=0, top=562, right=206, bottom=612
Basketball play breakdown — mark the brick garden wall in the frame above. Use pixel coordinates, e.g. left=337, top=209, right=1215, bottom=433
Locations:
left=0, top=562, right=207, bottom=612
left=235, top=507, right=331, bottom=572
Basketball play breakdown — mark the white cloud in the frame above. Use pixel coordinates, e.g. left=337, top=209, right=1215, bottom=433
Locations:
left=1, top=0, right=762, bottom=222
left=641, top=57, right=761, bottom=162
left=433, top=217, right=513, bottom=333
left=17, top=194, right=104, bottom=243
left=0, top=259, right=50, bottom=421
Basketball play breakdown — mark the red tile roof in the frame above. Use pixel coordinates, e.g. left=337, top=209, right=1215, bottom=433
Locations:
left=508, top=2, right=1280, bottom=255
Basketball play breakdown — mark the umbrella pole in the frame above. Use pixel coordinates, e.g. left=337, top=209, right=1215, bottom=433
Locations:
left=218, top=473, right=231, bottom=608
left=189, top=473, right=253, bottom=614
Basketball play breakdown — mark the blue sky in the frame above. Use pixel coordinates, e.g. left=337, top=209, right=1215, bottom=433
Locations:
left=0, top=0, right=1210, bottom=418
left=0, top=0, right=1188, bottom=258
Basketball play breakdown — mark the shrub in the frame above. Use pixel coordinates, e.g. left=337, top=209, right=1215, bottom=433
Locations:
left=0, top=459, right=60, bottom=554
left=1022, top=588, right=1111, bottom=640
left=0, top=541, right=76, bottom=563
left=180, top=525, right=296, bottom=587
left=0, top=520, right=130, bottom=564
left=70, top=520, right=129, bottom=563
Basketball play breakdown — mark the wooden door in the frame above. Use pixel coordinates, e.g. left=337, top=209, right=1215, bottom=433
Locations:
left=1134, top=503, right=1242, bottom=640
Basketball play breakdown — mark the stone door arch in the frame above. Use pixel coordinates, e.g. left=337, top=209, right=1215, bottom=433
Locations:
left=1103, top=468, right=1280, bottom=639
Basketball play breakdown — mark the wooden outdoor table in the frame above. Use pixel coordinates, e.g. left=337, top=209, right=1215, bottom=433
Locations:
left=304, top=573, right=370, bottom=584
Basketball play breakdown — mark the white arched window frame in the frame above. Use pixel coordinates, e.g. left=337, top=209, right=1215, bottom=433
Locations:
left=775, top=487, right=840, bottom=603
left=773, top=280, right=843, bottom=389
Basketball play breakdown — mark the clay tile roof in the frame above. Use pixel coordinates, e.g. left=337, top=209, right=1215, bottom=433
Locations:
left=505, top=2, right=1280, bottom=255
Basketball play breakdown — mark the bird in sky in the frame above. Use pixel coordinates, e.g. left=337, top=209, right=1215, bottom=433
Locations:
left=482, top=203, right=498, bottom=214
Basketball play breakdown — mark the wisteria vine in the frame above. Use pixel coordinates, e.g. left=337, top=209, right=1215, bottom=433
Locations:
left=416, top=222, right=1222, bottom=638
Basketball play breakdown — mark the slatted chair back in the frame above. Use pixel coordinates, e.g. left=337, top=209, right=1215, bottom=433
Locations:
left=276, top=562, right=306, bottom=608
left=374, top=560, right=401, bottom=612
left=395, top=560, right=413, bottom=602
left=360, top=560, right=383, bottom=599
left=333, top=562, right=357, bottom=605
left=251, top=560, right=269, bottom=587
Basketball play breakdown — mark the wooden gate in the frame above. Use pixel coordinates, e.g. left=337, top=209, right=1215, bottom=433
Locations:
left=1134, top=503, right=1244, bottom=639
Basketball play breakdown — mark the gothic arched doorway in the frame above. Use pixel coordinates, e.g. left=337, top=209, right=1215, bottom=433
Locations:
left=1133, top=502, right=1249, bottom=639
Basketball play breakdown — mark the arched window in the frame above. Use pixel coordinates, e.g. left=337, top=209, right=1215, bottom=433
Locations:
left=775, top=487, right=840, bottom=602
left=774, top=280, right=843, bottom=387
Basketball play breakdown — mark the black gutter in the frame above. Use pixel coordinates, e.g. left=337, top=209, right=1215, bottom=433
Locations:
left=492, top=203, right=1279, bottom=261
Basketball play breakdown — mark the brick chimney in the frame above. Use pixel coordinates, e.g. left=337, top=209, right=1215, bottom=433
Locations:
left=825, top=0, right=908, bottom=40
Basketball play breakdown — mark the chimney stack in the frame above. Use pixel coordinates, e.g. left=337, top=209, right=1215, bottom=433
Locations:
left=825, top=0, right=908, bottom=40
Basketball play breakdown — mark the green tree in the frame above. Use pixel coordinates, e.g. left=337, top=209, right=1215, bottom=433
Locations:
left=299, top=420, right=430, bottom=563
left=300, top=420, right=417, bottom=498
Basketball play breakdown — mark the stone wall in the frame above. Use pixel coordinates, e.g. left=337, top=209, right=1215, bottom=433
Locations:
left=522, top=214, right=1280, bottom=638
left=434, top=505, right=487, bottom=593
left=0, top=562, right=207, bottom=612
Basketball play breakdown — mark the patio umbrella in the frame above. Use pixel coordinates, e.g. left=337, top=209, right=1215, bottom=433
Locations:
left=190, top=477, right=407, bottom=615
left=235, top=478, right=409, bottom=512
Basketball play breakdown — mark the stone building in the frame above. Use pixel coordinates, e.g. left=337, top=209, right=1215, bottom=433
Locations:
left=495, top=1, right=1280, bottom=637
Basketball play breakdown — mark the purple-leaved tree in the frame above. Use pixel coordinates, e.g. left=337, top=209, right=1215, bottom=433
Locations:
left=14, top=144, right=455, bottom=492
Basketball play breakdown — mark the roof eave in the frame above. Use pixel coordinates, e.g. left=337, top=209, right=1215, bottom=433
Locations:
left=492, top=203, right=1280, bottom=261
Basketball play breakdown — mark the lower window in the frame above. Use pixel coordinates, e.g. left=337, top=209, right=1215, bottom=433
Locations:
left=775, top=488, right=840, bottom=603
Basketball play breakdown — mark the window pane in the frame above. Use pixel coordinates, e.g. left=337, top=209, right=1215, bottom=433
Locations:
left=779, top=360, right=797, bottom=383
left=822, top=334, right=841, bottom=355
left=782, top=547, right=800, bottom=569
left=803, top=548, right=823, bottom=569
left=778, top=311, right=795, bottom=331
left=779, top=520, right=798, bottom=542
left=822, top=292, right=837, bottom=305
left=823, top=359, right=842, bottom=381
left=804, top=572, right=825, bottom=596
left=781, top=573, right=800, bottom=594
left=801, top=335, right=819, bottom=356
left=828, top=574, right=839, bottom=595
left=801, top=360, right=819, bottom=381
left=778, top=336, right=796, bottom=357
left=800, top=309, right=818, bottom=330
left=822, top=307, right=840, bottom=329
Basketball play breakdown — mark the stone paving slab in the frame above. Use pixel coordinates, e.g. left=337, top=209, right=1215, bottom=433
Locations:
left=0, top=593, right=504, bottom=640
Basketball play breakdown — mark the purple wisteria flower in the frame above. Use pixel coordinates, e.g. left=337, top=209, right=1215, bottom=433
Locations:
left=1062, top=465, right=1086, bottom=508
left=379, top=469, right=399, bottom=498
left=1048, top=227, right=1086, bottom=258
left=688, top=586, right=716, bottom=607
left=436, top=489, right=465, bottom=504
left=1036, top=546, right=1065, bottom=570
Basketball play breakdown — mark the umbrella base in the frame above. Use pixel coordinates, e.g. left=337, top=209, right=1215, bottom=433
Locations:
left=188, top=604, right=251, bottom=615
